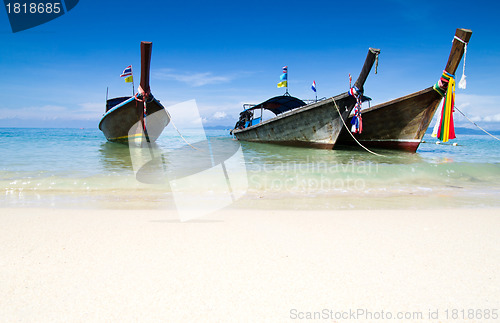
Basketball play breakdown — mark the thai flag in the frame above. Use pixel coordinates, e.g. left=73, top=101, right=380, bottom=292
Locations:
left=282, top=66, right=287, bottom=73
left=311, top=80, right=316, bottom=92
left=120, top=65, right=132, bottom=77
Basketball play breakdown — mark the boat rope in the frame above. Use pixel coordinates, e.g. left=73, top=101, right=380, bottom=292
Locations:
left=134, top=88, right=151, bottom=143
left=454, top=107, right=500, bottom=141
left=331, top=98, right=386, bottom=157
left=165, top=110, right=202, bottom=151
left=135, top=92, right=202, bottom=151
left=453, top=35, right=468, bottom=89
left=133, top=89, right=155, bottom=158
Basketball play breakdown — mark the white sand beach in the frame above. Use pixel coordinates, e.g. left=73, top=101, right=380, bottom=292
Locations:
left=1, top=207, right=499, bottom=322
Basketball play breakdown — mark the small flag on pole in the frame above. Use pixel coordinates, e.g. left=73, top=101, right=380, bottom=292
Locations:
left=120, top=65, right=132, bottom=77
left=120, top=65, right=134, bottom=84
left=311, top=80, right=316, bottom=92
left=278, top=66, right=288, bottom=88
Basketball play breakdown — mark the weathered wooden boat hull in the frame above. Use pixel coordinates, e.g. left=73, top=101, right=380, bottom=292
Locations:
left=337, top=28, right=472, bottom=153
left=98, top=97, right=169, bottom=142
left=233, top=93, right=356, bottom=149
left=233, top=48, right=380, bottom=149
left=337, top=87, right=442, bottom=152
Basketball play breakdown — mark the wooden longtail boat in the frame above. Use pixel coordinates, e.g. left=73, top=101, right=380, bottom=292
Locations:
left=99, top=41, right=169, bottom=143
left=231, top=48, right=380, bottom=149
left=336, top=28, right=472, bottom=152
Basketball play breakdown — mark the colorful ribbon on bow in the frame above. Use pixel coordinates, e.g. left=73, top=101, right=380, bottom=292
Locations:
left=436, top=70, right=456, bottom=142
left=348, top=85, right=363, bottom=134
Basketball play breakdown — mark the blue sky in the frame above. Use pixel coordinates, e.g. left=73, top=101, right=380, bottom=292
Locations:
left=1, top=0, right=499, bottom=129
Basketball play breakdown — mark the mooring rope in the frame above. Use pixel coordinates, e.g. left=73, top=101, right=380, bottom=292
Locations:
left=332, top=98, right=386, bottom=157
left=165, top=110, right=202, bottom=151
left=454, top=107, right=500, bottom=141
left=134, top=89, right=151, bottom=143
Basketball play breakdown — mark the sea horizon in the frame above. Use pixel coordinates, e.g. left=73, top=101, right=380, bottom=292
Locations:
left=2, top=125, right=498, bottom=134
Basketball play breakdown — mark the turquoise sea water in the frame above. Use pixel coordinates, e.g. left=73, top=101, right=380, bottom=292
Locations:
left=1, top=127, right=499, bottom=209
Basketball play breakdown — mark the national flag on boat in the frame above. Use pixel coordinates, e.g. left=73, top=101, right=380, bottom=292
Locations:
left=311, top=80, right=316, bottom=92
left=120, top=65, right=133, bottom=83
left=278, top=65, right=288, bottom=88
left=120, top=65, right=133, bottom=77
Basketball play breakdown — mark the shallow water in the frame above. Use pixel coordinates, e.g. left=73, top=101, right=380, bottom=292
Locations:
left=1, top=127, right=499, bottom=209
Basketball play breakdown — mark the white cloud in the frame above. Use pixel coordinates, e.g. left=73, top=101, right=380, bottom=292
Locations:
left=79, top=102, right=102, bottom=112
left=483, top=114, right=500, bottom=122
left=213, top=111, right=227, bottom=119
left=468, top=115, right=482, bottom=122
left=74, top=102, right=105, bottom=119
left=154, top=69, right=232, bottom=87
left=0, top=105, right=68, bottom=119
left=452, top=93, right=500, bottom=125
left=0, top=102, right=104, bottom=121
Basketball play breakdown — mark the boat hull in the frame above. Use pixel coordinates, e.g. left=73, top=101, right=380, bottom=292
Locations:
left=233, top=93, right=357, bottom=149
left=99, top=97, right=170, bottom=143
left=336, top=28, right=472, bottom=153
left=336, top=87, right=442, bottom=152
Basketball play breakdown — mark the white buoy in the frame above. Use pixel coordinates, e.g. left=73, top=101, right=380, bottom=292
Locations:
left=453, top=142, right=458, bottom=146
left=436, top=141, right=441, bottom=145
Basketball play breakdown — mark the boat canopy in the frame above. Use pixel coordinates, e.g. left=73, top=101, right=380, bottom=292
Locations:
left=244, top=95, right=307, bottom=115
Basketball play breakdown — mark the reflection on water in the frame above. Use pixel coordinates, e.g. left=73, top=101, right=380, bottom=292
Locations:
left=98, top=142, right=134, bottom=171
left=239, top=140, right=426, bottom=167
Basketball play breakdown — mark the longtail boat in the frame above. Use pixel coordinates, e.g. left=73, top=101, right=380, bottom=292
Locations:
left=337, top=28, right=472, bottom=152
left=231, top=48, right=380, bottom=149
left=99, top=41, right=169, bottom=143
